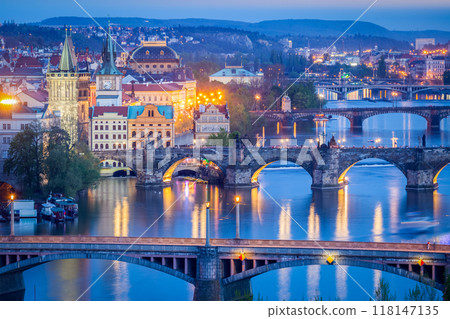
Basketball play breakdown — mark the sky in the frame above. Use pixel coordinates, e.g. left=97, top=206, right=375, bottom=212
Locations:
left=1, top=0, right=450, bottom=31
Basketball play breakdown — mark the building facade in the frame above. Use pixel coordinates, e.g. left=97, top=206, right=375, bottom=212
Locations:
left=129, top=40, right=180, bottom=74
left=128, top=104, right=174, bottom=149
left=194, top=103, right=230, bottom=140
left=90, top=106, right=128, bottom=151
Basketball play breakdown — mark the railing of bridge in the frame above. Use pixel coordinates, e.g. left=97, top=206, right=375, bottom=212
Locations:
left=1, top=236, right=449, bottom=253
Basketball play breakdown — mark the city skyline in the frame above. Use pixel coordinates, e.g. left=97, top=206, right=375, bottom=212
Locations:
left=2, top=0, right=450, bottom=31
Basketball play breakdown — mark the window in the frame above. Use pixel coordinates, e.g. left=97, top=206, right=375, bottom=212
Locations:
left=95, top=144, right=98, bottom=149
left=100, top=125, right=103, bottom=130
left=149, top=131, right=153, bottom=137
left=100, top=134, right=103, bottom=139
left=95, top=125, right=98, bottom=130
left=153, top=65, right=157, bottom=68
left=168, top=65, right=171, bottom=69
left=113, top=162, right=116, bottom=167
left=132, top=142, right=136, bottom=148
left=105, top=144, right=109, bottom=149
left=100, top=144, right=104, bottom=149
left=95, top=134, right=98, bottom=139
left=3, top=137, right=11, bottom=144
left=158, top=124, right=161, bottom=126
left=2, top=124, right=11, bottom=130
left=118, top=144, right=122, bottom=149
left=166, top=131, right=171, bottom=137
left=105, top=125, right=109, bottom=130
left=105, top=134, right=109, bottom=139
left=2, top=150, right=8, bottom=159
left=141, top=131, right=145, bottom=138
left=113, top=144, right=116, bottom=149
left=166, top=141, right=171, bottom=147
left=113, top=125, right=116, bottom=130
left=117, top=125, right=121, bottom=130
left=113, top=134, right=116, bottom=139
left=20, top=124, right=25, bottom=130
left=132, top=131, right=136, bottom=138
left=160, top=65, right=164, bottom=68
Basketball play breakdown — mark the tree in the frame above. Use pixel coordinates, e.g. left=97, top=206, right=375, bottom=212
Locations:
left=443, top=71, right=450, bottom=85
left=207, top=128, right=238, bottom=147
left=3, top=123, right=43, bottom=197
left=374, top=278, right=396, bottom=301
left=287, top=82, right=323, bottom=109
left=405, top=283, right=440, bottom=301
left=4, top=124, right=100, bottom=198
left=377, top=56, right=387, bottom=78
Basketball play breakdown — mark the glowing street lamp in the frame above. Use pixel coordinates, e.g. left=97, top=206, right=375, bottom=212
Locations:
left=205, top=202, right=211, bottom=246
left=235, top=196, right=241, bottom=239
left=10, top=194, right=15, bottom=236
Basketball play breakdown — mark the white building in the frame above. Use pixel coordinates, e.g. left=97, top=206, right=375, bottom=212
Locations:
left=0, top=103, right=42, bottom=159
left=89, top=106, right=128, bottom=151
left=209, top=65, right=263, bottom=86
left=194, top=103, right=230, bottom=140
left=426, top=56, right=445, bottom=79
left=415, top=38, right=435, bottom=50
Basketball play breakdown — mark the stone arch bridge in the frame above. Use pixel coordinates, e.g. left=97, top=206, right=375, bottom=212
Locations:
left=251, top=106, right=450, bottom=131
left=0, top=236, right=449, bottom=300
left=94, top=147, right=450, bottom=191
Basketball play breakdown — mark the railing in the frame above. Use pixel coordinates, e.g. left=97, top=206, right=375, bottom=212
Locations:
left=1, top=236, right=449, bottom=253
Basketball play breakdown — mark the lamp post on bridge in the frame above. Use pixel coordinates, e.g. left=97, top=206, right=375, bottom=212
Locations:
left=205, top=202, right=210, bottom=246
left=235, top=195, right=241, bottom=239
left=10, top=194, right=14, bottom=236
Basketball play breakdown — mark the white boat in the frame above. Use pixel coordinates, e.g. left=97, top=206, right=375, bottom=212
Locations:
left=12, top=200, right=37, bottom=218
left=40, top=202, right=56, bottom=220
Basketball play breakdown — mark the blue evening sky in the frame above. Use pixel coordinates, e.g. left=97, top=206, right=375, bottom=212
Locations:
left=1, top=0, right=450, bottom=31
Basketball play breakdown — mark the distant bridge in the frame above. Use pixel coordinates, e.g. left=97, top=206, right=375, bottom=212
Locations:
left=315, top=84, right=450, bottom=100
left=1, top=236, right=449, bottom=300
left=251, top=106, right=450, bottom=131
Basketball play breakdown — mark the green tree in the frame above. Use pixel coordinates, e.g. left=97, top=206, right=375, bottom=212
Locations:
left=377, top=56, right=387, bottom=78
left=374, top=278, right=396, bottom=301
left=207, top=128, right=238, bottom=147
left=229, top=103, right=251, bottom=136
left=443, top=70, right=450, bottom=85
left=3, top=123, right=43, bottom=197
left=287, top=82, right=324, bottom=109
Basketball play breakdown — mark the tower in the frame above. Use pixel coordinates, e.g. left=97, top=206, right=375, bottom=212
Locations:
left=47, top=29, right=90, bottom=144
left=281, top=94, right=291, bottom=112
left=47, top=29, right=79, bottom=144
left=95, top=25, right=122, bottom=106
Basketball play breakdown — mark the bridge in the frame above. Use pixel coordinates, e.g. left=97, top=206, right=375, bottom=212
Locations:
left=94, top=147, right=450, bottom=191
left=251, top=106, right=450, bottom=131
left=315, top=84, right=450, bottom=101
left=0, top=236, right=449, bottom=300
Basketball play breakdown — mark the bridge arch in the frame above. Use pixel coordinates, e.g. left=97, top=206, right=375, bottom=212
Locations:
left=161, top=156, right=225, bottom=184
left=338, top=158, right=406, bottom=185
left=433, top=163, right=450, bottom=184
left=250, top=159, right=313, bottom=184
left=99, top=159, right=136, bottom=177
left=0, top=253, right=195, bottom=285
left=223, top=257, right=443, bottom=291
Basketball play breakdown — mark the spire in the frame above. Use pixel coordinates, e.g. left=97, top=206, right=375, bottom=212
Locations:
left=59, top=31, right=75, bottom=72
left=98, top=23, right=121, bottom=75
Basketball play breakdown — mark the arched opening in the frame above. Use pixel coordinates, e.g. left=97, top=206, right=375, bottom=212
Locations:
left=433, top=163, right=450, bottom=184
left=338, top=158, right=404, bottom=185
left=364, top=113, right=427, bottom=131
left=0, top=181, right=15, bottom=202
left=251, top=160, right=312, bottom=185
left=162, top=157, right=223, bottom=183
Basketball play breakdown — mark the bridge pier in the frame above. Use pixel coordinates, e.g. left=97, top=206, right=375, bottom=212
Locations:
left=135, top=170, right=167, bottom=188
left=311, top=168, right=343, bottom=190
left=224, top=166, right=256, bottom=189
left=405, top=168, right=438, bottom=191
left=349, top=116, right=363, bottom=132
left=427, top=116, right=441, bottom=132
left=0, top=271, right=25, bottom=301
left=194, top=247, right=222, bottom=301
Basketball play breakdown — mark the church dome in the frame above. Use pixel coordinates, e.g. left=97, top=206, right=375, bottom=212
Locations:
left=131, top=41, right=179, bottom=63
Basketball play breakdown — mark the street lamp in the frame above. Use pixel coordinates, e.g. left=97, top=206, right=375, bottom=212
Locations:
left=205, top=202, right=210, bottom=246
left=235, top=196, right=241, bottom=239
left=10, top=194, right=15, bottom=236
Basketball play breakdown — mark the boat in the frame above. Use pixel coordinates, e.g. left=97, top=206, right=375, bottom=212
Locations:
left=40, top=202, right=56, bottom=220
left=401, top=216, right=439, bottom=231
left=12, top=200, right=37, bottom=218
left=50, top=207, right=66, bottom=223
left=54, top=199, right=78, bottom=219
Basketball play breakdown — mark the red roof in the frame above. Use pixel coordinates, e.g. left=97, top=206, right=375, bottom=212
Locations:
left=18, top=89, right=48, bottom=103
left=123, top=83, right=183, bottom=92
left=16, top=56, right=42, bottom=68
left=91, top=106, right=128, bottom=118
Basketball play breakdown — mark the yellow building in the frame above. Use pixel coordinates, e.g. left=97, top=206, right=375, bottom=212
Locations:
left=128, top=104, right=174, bottom=149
